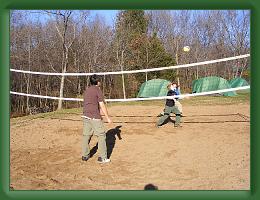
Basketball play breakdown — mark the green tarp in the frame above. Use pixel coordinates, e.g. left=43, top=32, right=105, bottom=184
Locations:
left=192, top=76, right=236, bottom=96
left=137, top=79, right=171, bottom=97
left=229, top=77, right=250, bottom=93
left=138, top=76, right=245, bottom=98
left=229, top=77, right=249, bottom=88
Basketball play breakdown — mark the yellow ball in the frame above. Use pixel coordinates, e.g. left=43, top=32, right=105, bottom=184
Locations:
left=183, top=46, right=190, bottom=52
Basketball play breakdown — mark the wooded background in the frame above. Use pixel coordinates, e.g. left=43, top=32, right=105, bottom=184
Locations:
left=10, top=10, right=250, bottom=116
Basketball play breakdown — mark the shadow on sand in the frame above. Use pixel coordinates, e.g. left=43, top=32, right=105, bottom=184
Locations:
left=90, top=125, right=122, bottom=158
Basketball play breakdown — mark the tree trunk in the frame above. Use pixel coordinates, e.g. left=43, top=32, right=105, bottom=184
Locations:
left=121, top=70, right=126, bottom=99
left=26, top=36, right=31, bottom=114
left=45, top=76, right=49, bottom=106
left=26, top=76, right=30, bottom=114
left=175, top=40, right=180, bottom=86
left=58, top=50, right=68, bottom=110
left=58, top=73, right=66, bottom=110
left=120, top=50, right=126, bottom=99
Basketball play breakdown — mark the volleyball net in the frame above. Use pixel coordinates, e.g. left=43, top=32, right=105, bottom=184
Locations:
left=10, top=54, right=250, bottom=103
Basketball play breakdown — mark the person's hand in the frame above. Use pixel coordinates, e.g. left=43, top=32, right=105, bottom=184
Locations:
left=184, top=94, right=190, bottom=99
left=107, top=117, right=112, bottom=124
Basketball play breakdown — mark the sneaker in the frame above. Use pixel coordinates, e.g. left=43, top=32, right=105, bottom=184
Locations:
left=157, top=113, right=164, bottom=117
left=97, top=157, right=111, bottom=164
left=174, top=124, right=182, bottom=128
left=82, top=155, right=90, bottom=161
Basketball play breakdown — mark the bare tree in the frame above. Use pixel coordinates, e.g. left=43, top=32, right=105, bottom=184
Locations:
left=45, top=10, right=76, bottom=110
left=10, top=10, right=250, bottom=116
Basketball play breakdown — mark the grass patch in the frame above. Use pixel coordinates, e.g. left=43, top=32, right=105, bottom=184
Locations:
left=107, top=93, right=250, bottom=107
left=181, top=93, right=250, bottom=106
left=106, top=100, right=164, bottom=107
left=10, top=107, right=82, bottom=125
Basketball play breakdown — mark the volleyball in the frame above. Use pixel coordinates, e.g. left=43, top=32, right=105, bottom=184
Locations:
left=183, top=46, right=190, bottom=52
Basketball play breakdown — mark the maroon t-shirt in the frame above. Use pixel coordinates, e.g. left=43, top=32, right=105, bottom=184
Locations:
left=83, top=85, right=104, bottom=119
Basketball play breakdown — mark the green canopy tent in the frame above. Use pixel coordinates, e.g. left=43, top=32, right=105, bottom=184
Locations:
left=229, top=77, right=250, bottom=93
left=192, top=76, right=236, bottom=96
left=137, top=79, right=171, bottom=98
left=229, top=77, right=249, bottom=87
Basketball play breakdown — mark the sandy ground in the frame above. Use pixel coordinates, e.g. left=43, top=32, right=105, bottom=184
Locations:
left=10, top=103, right=250, bottom=190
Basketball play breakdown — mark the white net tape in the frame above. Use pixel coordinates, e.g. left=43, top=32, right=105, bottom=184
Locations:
left=10, top=54, right=250, bottom=102
left=10, top=86, right=250, bottom=102
left=10, top=54, right=249, bottom=76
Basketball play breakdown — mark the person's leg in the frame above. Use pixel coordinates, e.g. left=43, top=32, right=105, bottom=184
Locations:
left=157, top=106, right=172, bottom=126
left=92, top=120, right=107, bottom=160
left=157, top=108, right=165, bottom=117
left=82, top=118, right=93, bottom=158
left=172, top=106, right=181, bottom=126
left=175, top=100, right=183, bottom=114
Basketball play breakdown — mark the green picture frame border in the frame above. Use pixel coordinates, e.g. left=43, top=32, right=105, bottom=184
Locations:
left=0, top=0, right=259, bottom=199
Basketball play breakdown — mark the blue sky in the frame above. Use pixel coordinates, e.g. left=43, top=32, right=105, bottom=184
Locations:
left=11, top=10, right=119, bottom=26
left=90, top=10, right=119, bottom=26
left=13, top=10, right=249, bottom=32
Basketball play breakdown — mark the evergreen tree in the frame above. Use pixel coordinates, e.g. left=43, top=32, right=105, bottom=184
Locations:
left=113, top=10, right=176, bottom=97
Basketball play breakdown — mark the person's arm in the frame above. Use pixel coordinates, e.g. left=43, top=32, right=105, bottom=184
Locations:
left=100, top=108, right=104, bottom=115
left=172, top=90, right=178, bottom=101
left=99, top=101, right=112, bottom=123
